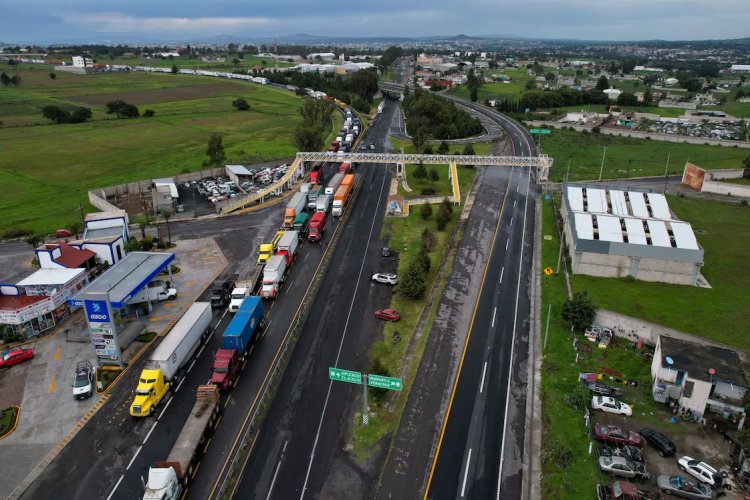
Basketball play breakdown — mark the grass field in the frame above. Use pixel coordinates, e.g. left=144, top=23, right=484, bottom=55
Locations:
left=538, top=129, right=749, bottom=181
left=0, top=64, right=302, bottom=233
left=448, top=68, right=534, bottom=103
left=571, top=196, right=750, bottom=349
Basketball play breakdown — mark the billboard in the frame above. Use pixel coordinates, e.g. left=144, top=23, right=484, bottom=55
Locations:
left=85, top=300, right=111, bottom=323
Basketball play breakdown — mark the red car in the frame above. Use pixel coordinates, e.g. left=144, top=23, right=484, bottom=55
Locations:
left=594, top=424, right=643, bottom=447
left=375, top=309, right=401, bottom=322
left=0, top=348, right=34, bottom=368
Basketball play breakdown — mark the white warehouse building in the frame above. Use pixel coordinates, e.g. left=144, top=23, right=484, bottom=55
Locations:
left=561, top=184, right=704, bottom=286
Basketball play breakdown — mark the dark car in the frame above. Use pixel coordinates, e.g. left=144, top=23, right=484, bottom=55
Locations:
left=599, top=443, right=644, bottom=464
left=639, top=428, right=676, bottom=457
left=586, top=380, right=622, bottom=397
left=594, top=424, right=643, bottom=447
left=210, top=277, right=234, bottom=309
left=381, top=247, right=391, bottom=258
left=596, top=480, right=660, bottom=500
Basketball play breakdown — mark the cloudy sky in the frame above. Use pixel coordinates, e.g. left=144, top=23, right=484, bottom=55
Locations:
left=1, top=0, right=748, bottom=43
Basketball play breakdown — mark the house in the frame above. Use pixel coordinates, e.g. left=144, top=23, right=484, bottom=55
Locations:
left=730, top=65, right=750, bottom=73
left=651, top=335, right=746, bottom=428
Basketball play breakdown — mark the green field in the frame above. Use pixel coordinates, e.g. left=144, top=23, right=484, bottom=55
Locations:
left=539, top=129, right=749, bottom=181
left=0, top=64, right=302, bottom=233
left=448, top=68, right=534, bottom=102
left=572, top=196, right=750, bottom=349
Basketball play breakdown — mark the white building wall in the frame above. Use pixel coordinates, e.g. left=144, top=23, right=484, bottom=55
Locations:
left=712, top=381, right=746, bottom=402
left=679, top=377, right=712, bottom=415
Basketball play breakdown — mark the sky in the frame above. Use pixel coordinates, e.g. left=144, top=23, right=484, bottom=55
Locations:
left=1, top=0, right=748, bottom=44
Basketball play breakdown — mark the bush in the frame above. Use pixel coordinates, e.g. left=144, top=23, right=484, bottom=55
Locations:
left=351, top=95, right=370, bottom=114
left=420, top=188, right=436, bottom=196
left=423, top=144, right=433, bottom=154
left=436, top=210, right=449, bottom=231
left=438, top=140, right=450, bottom=154
left=2, top=228, right=33, bottom=239
left=562, top=291, right=596, bottom=331
left=143, top=109, right=155, bottom=117
left=422, top=227, right=436, bottom=251
left=413, top=162, right=427, bottom=179
left=462, top=143, right=476, bottom=155
left=232, top=98, right=250, bottom=111
left=416, top=245, right=431, bottom=273
left=541, top=439, right=574, bottom=468
left=140, top=237, right=154, bottom=251
left=428, top=168, right=439, bottom=182
left=563, top=383, right=590, bottom=410
left=419, top=203, right=432, bottom=220
left=399, top=260, right=427, bottom=299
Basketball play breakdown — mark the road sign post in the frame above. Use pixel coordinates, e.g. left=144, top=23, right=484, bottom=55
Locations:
left=328, top=367, right=362, bottom=385
left=328, top=368, right=402, bottom=427
left=368, top=374, right=403, bottom=391
left=363, top=375, right=369, bottom=427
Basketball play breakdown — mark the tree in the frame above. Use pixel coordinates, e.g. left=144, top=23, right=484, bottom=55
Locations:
left=525, top=79, right=536, bottom=90
left=171, top=65, right=178, bottom=74
left=9, top=74, right=21, bottom=87
left=161, top=210, right=172, bottom=246
left=232, top=58, right=241, bottom=67
left=413, top=162, right=427, bottom=179
left=428, top=168, right=439, bottom=182
left=49, top=72, right=56, bottom=80
left=617, top=93, right=638, bottom=106
left=232, top=98, right=250, bottom=111
left=462, top=143, right=476, bottom=155
left=439, top=197, right=453, bottom=216
left=206, top=133, right=226, bottom=167
left=69, top=107, right=92, bottom=123
left=422, top=227, right=436, bottom=251
left=562, top=291, right=596, bottom=331
left=350, top=95, right=370, bottom=114
left=139, top=221, right=148, bottom=239
left=292, top=123, right=325, bottom=152
left=25, top=233, right=43, bottom=249
left=420, top=203, right=432, bottom=220
left=0, top=72, right=9, bottom=86
left=416, top=245, right=431, bottom=273
left=595, top=75, right=609, bottom=91
left=105, top=100, right=139, bottom=118
left=643, top=87, right=653, bottom=106
left=438, top=140, right=450, bottom=154
left=399, top=260, right=426, bottom=299
left=70, top=222, right=83, bottom=239
left=143, top=109, right=155, bottom=117
left=42, top=105, right=70, bottom=123
left=423, top=144, right=433, bottom=155
left=349, top=69, right=379, bottom=101
left=467, top=69, right=481, bottom=102
left=436, top=209, right=449, bottom=231
left=544, top=72, right=556, bottom=81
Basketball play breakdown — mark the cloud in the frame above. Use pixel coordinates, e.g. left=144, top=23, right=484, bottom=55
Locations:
left=57, top=12, right=273, bottom=34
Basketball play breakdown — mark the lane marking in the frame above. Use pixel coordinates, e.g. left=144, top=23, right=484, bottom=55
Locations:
left=304, top=253, right=309, bottom=262
left=48, top=375, right=56, bottom=394
left=175, top=377, right=186, bottom=393
left=126, top=445, right=142, bottom=470
left=491, top=307, right=497, bottom=328
left=513, top=200, right=516, bottom=208
left=143, top=420, right=158, bottom=444
left=480, top=362, right=488, bottom=394
left=500, top=267, right=504, bottom=284
left=106, top=475, right=124, bottom=500
left=262, top=320, right=272, bottom=338
left=505, top=239, right=509, bottom=251
left=461, top=448, right=473, bottom=497
left=224, top=394, right=232, bottom=409
left=53, top=345, right=61, bottom=360
left=197, top=343, right=206, bottom=358
left=267, top=440, right=288, bottom=500
left=187, top=359, right=197, bottom=373
left=496, top=167, right=532, bottom=500
left=159, top=397, right=173, bottom=419
left=300, top=153, right=390, bottom=500
left=510, top=217, right=513, bottom=227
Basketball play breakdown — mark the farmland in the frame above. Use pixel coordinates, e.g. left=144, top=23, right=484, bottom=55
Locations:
left=0, top=64, right=302, bottom=233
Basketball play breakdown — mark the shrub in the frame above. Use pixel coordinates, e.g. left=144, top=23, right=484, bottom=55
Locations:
left=420, top=187, right=436, bottom=196
left=562, top=291, right=596, bottom=331
left=232, top=98, right=250, bottom=111
left=428, top=168, right=439, bottom=182
left=422, top=227, right=436, bottom=251
left=541, top=439, right=574, bottom=468
left=399, top=260, right=427, bottom=299
left=143, top=109, right=155, bottom=117
left=2, top=228, right=32, bottom=239
left=423, top=144, right=433, bottom=154
left=419, top=203, right=432, bottom=220
left=413, top=162, right=427, bottom=179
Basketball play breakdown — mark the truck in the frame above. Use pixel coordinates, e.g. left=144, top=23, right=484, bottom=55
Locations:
left=229, top=265, right=265, bottom=313
left=292, top=212, right=310, bottom=238
left=128, top=280, right=177, bottom=305
left=142, top=385, right=220, bottom=498
left=308, top=185, right=325, bottom=210
left=308, top=211, right=327, bottom=242
left=130, top=303, right=212, bottom=417
left=299, top=182, right=310, bottom=196
left=283, top=192, right=307, bottom=228
left=210, top=296, right=264, bottom=390
left=257, top=230, right=285, bottom=265
left=325, top=173, right=344, bottom=196
left=259, top=255, right=288, bottom=299
left=315, top=194, right=331, bottom=213
left=209, top=277, right=234, bottom=309
left=332, top=181, right=354, bottom=217
left=276, top=231, right=299, bottom=265
left=310, top=165, right=322, bottom=185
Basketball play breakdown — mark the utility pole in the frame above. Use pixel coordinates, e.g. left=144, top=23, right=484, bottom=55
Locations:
left=663, top=152, right=671, bottom=194
left=598, top=146, right=608, bottom=182
left=362, top=374, right=369, bottom=426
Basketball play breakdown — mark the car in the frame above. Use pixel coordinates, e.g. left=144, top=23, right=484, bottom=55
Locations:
left=639, top=428, right=676, bottom=457
left=381, top=247, right=391, bottom=258
left=656, top=475, right=712, bottom=499
left=371, top=273, right=398, bottom=285
left=369, top=144, right=376, bottom=150
left=594, top=424, right=643, bottom=447
left=360, top=144, right=368, bottom=150
left=596, top=480, right=660, bottom=500
left=599, top=443, right=644, bottom=464
left=592, top=396, right=633, bottom=416
left=375, top=309, right=401, bottom=322
left=72, top=360, right=94, bottom=400
left=598, top=456, right=650, bottom=481
left=0, top=347, right=34, bottom=368
left=585, top=381, right=622, bottom=397
left=55, top=229, right=73, bottom=238
left=677, top=456, right=720, bottom=486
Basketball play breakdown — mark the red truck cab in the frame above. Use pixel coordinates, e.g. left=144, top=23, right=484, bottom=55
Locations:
left=210, top=349, right=241, bottom=391
left=310, top=165, right=322, bottom=185
left=339, top=162, right=351, bottom=174
left=308, top=211, right=327, bottom=242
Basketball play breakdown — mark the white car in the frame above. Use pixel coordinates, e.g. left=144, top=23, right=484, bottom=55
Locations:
left=592, top=396, right=633, bottom=416
left=371, top=273, right=398, bottom=285
left=678, top=456, right=719, bottom=485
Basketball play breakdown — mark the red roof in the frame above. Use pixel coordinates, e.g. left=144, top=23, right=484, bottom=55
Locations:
left=53, top=243, right=96, bottom=269
left=0, top=294, right=46, bottom=311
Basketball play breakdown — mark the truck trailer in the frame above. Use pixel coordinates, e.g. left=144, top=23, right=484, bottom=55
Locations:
left=325, top=173, right=344, bottom=196
left=130, top=303, right=212, bottom=417
left=308, top=185, right=325, bottom=210
left=292, top=212, right=310, bottom=237
left=276, top=231, right=299, bottom=265
left=315, top=194, right=331, bottom=213
left=332, top=181, right=354, bottom=217
left=259, top=255, right=288, bottom=299
left=210, top=296, right=264, bottom=390
left=142, top=385, right=220, bottom=499
left=283, top=192, right=307, bottom=228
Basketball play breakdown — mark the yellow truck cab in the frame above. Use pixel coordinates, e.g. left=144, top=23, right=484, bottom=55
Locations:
left=257, top=231, right=285, bottom=264
left=130, top=368, right=168, bottom=417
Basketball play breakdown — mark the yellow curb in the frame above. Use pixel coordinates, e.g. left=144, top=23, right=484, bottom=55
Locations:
left=0, top=406, right=21, bottom=440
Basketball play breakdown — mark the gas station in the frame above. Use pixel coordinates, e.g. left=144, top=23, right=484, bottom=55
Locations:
left=68, top=252, right=176, bottom=368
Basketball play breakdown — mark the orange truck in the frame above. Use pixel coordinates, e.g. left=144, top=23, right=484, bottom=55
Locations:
left=331, top=174, right=355, bottom=217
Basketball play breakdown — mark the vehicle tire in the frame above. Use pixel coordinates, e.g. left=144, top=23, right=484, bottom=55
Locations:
left=679, top=464, right=686, bottom=472
left=660, top=451, right=666, bottom=457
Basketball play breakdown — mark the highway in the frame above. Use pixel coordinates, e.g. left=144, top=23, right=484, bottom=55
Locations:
left=228, top=100, right=398, bottom=499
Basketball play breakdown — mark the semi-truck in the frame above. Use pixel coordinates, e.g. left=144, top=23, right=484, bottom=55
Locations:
left=229, top=265, right=265, bottom=312
left=142, top=385, right=220, bottom=498
left=332, top=182, right=354, bottom=218
left=292, top=212, right=310, bottom=238
left=210, top=296, right=264, bottom=390
left=276, top=231, right=299, bottom=265
left=258, top=230, right=285, bottom=265
left=308, top=211, right=327, bottom=242
left=259, top=255, right=287, bottom=299
left=310, top=165, right=322, bottom=185
left=325, top=173, right=344, bottom=196
left=129, top=280, right=177, bottom=305
left=339, top=162, right=351, bottom=174
left=130, top=303, right=212, bottom=417
left=315, top=194, right=331, bottom=213
left=307, top=185, right=325, bottom=210
left=283, top=192, right=307, bottom=228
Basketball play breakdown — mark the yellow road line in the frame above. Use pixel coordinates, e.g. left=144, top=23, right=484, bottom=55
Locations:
left=48, top=375, right=56, bottom=394
left=53, top=345, right=61, bottom=361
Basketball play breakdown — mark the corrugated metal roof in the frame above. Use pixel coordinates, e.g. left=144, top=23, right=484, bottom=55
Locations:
left=647, top=220, right=672, bottom=247
left=647, top=193, right=672, bottom=220
left=624, top=218, right=647, bottom=245
left=17, top=268, right=84, bottom=286
left=586, top=188, right=608, bottom=213
left=609, top=190, right=629, bottom=217
left=671, top=222, right=699, bottom=250
left=629, top=191, right=650, bottom=218
left=226, top=165, right=252, bottom=176
left=567, top=186, right=584, bottom=212
left=574, top=213, right=594, bottom=240
left=596, top=215, right=624, bottom=243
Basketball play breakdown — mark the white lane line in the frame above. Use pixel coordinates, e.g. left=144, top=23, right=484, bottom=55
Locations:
left=499, top=267, right=504, bottom=284
left=187, top=359, right=197, bottom=373
left=461, top=448, right=473, bottom=497
left=491, top=307, right=497, bottom=328
left=285, top=280, right=294, bottom=295
left=480, top=362, right=488, bottom=394
left=266, top=440, right=288, bottom=500
left=304, top=252, right=309, bottom=262
left=505, top=239, right=509, bottom=251
left=126, top=446, right=142, bottom=470
left=159, top=396, right=173, bottom=419
left=197, top=343, right=206, bottom=358
left=143, top=420, right=158, bottom=444
left=106, top=475, right=124, bottom=500
left=496, top=167, right=532, bottom=500
left=509, top=217, right=513, bottom=227
left=299, top=160, right=390, bottom=500
left=175, top=377, right=186, bottom=393
left=262, top=320, right=272, bottom=338
left=513, top=200, right=516, bottom=207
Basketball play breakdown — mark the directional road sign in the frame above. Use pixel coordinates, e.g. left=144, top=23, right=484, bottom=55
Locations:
left=329, top=367, right=362, bottom=385
left=529, top=128, right=552, bottom=135
left=368, top=374, right=403, bottom=391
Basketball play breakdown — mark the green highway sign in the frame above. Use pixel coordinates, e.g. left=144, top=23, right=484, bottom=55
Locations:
left=368, top=374, right=403, bottom=391
left=529, top=128, right=552, bottom=135
left=329, top=367, right=362, bottom=385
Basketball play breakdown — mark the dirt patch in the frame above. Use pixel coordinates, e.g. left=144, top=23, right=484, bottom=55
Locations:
left=66, top=81, right=248, bottom=106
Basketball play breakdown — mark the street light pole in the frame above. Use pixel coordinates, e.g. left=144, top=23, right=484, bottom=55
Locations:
left=663, top=152, right=671, bottom=194
left=598, top=146, right=608, bottom=182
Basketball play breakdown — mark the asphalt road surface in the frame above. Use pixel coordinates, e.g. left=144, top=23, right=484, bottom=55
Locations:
left=230, top=101, right=397, bottom=499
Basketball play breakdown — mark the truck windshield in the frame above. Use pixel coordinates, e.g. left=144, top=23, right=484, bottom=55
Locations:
left=213, top=366, right=228, bottom=373
left=231, top=293, right=244, bottom=299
